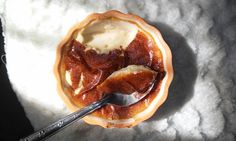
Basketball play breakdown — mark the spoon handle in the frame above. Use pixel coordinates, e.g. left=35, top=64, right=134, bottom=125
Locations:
left=20, top=95, right=110, bottom=141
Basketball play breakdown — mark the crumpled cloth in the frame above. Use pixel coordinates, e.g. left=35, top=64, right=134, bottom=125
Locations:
left=1, top=0, right=236, bottom=140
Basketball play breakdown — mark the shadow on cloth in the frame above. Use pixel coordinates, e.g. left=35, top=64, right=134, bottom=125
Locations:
left=147, top=22, right=198, bottom=121
left=0, top=20, right=34, bottom=141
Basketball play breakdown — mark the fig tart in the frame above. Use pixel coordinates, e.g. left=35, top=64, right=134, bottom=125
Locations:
left=54, top=10, right=173, bottom=128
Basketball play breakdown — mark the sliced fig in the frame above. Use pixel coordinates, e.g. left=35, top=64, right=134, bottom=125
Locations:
left=125, top=32, right=153, bottom=66
left=64, top=40, right=103, bottom=95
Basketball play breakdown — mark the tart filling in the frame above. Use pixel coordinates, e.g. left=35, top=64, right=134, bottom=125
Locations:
left=59, top=19, right=166, bottom=120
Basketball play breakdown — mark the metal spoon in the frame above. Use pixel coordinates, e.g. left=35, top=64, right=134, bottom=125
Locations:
left=20, top=83, right=154, bottom=141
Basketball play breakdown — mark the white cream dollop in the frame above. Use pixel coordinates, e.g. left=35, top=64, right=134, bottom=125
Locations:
left=76, top=19, right=138, bottom=54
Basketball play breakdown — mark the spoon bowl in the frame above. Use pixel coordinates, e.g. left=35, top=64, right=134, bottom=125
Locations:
left=108, top=82, right=155, bottom=106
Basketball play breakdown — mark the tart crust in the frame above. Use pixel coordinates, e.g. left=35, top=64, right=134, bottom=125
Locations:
left=54, top=10, right=173, bottom=128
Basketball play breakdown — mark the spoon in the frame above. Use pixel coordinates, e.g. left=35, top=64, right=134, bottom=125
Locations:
left=20, top=82, right=154, bottom=141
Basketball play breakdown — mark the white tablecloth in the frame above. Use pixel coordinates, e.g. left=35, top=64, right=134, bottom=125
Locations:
left=1, top=0, right=236, bottom=140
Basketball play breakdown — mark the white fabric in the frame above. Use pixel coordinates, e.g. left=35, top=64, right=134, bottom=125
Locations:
left=1, top=0, right=236, bottom=140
